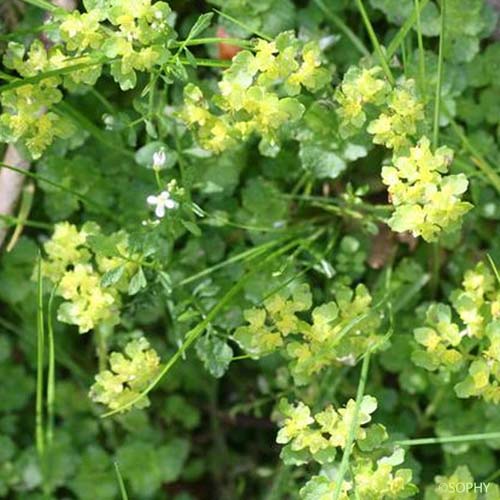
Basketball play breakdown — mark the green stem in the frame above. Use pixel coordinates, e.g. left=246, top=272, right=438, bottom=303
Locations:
left=0, top=214, right=52, bottom=230
left=89, top=88, right=116, bottom=115
left=487, top=254, right=500, bottom=285
left=46, top=285, right=58, bottom=447
left=174, top=56, right=230, bottom=68
left=333, top=352, right=371, bottom=500
left=20, top=0, right=60, bottom=13
left=0, top=55, right=229, bottom=94
left=0, top=57, right=105, bottom=93
left=213, top=8, right=272, bottom=41
left=35, top=256, right=46, bottom=478
left=433, top=0, right=446, bottom=149
left=0, top=71, right=15, bottom=81
left=153, top=168, right=163, bottom=190
left=313, top=0, right=370, bottom=56
left=394, top=432, right=500, bottom=447
left=386, top=0, right=430, bottom=59
left=448, top=120, right=500, bottom=194
left=414, top=0, right=427, bottom=97
left=172, top=37, right=253, bottom=49
left=354, top=0, right=395, bottom=84
left=177, top=235, right=290, bottom=287
left=401, top=37, right=408, bottom=75
left=0, top=22, right=60, bottom=41
left=485, top=468, right=500, bottom=484
left=114, top=462, right=129, bottom=500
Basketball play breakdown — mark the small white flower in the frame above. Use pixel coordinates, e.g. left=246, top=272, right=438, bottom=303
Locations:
left=319, top=35, right=338, bottom=51
left=147, top=191, right=178, bottom=218
left=153, top=150, right=167, bottom=169
left=103, top=114, right=114, bottom=129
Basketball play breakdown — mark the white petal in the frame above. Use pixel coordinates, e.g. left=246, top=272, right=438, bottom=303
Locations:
left=165, top=199, right=177, bottom=209
left=155, top=205, right=166, bottom=218
left=153, top=151, right=166, bottom=168
left=147, top=195, right=158, bottom=205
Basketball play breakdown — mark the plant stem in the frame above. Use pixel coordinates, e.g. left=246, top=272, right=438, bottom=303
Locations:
left=35, top=256, right=46, bottom=488
left=448, top=120, right=500, bottom=194
left=313, top=0, right=370, bottom=56
left=213, top=8, right=272, bottom=41
left=21, top=0, right=60, bottom=13
left=172, top=37, right=253, bottom=49
left=433, top=0, right=445, bottom=149
left=414, top=0, right=426, bottom=97
left=354, top=0, right=395, bottom=84
left=114, top=462, right=129, bottom=500
left=333, top=352, right=371, bottom=500
left=394, top=432, right=500, bottom=447
left=487, top=254, right=500, bottom=285
left=386, top=0, right=430, bottom=58
left=46, top=285, right=57, bottom=447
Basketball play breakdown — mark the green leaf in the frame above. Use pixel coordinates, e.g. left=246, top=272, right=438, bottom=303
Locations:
left=186, top=13, right=214, bottom=40
left=181, top=220, right=202, bottom=237
left=300, top=475, right=336, bottom=500
left=279, top=443, right=311, bottom=466
left=163, top=395, right=201, bottom=430
left=299, top=141, right=347, bottom=179
left=158, top=438, right=190, bottom=483
left=358, top=423, right=388, bottom=451
left=195, top=335, right=233, bottom=378
left=101, top=265, right=125, bottom=287
left=128, top=268, right=147, bottom=296
left=116, top=439, right=189, bottom=496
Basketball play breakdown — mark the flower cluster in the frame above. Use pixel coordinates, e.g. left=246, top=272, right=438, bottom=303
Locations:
left=413, top=262, right=500, bottom=402
left=367, top=80, right=425, bottom=151
left=336, top=66, right=471, bottom=242
left=335, top=66, right=390, bottom=138
left=277, top=396, right=378, bottom=463
left=0, top=0, right=174, bottom=157
left=233, top=283, right=383, bottom=384
left=0, top=41, right=77, bottom=159
left=382, top=137, right=472, bottom=241
left=335, top=66, right=424, bottom=151
left=60, top=0, right=173, bottom=90
left=179, top=32, right=330, bottom=155
left=412, top=303, right=464, bottom=373
left=41, top=222, right=139, bottom=333
left=276, top=397, right=417, bottom=499
left=89, top=336, right=161, bottom=412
